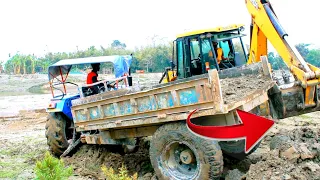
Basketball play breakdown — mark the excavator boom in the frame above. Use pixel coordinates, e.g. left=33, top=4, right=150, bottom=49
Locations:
left=246, top=0, right=320, bottom=108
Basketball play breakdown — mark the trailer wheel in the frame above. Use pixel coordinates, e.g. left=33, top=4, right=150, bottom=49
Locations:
left=150, top=122, right=223, bottom=180
left=45, top=112, right=74, bottom=157
left=219, top=140, right=261, bottom=160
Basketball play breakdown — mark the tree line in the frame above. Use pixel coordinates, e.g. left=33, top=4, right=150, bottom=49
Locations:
left=3, top=39, right=173, bottom=74
left=268, top=43, right=320, bottom=70
left=2, top=41, right=319, bottom=75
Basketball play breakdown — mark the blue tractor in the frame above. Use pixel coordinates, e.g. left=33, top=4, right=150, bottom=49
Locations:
left=45, top=55, right=132, bottom=156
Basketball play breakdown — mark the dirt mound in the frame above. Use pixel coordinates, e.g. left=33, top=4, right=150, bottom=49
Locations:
left=245, top=127, right=320, bottom=180
left=63, top=138, right=154, bottom=179
left=220, top=74, right=273, bottom=104
left=61, top=123, right=320, bottom=180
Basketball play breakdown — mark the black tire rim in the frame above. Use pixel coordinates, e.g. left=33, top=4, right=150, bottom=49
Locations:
left=160, top=140, right=200, bottom=179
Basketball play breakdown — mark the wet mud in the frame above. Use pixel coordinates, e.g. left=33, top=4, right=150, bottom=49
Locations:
left=220, top=74, right=273, bottom=104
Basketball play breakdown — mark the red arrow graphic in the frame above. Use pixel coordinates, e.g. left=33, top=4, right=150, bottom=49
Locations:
left=186, top=109, right=275, bottom=153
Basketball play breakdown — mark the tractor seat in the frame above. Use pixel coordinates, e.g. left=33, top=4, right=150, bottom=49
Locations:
left=81, top=86, right=94, bottom=97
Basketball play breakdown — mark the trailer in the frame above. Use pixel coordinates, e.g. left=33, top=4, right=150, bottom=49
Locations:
left=45, top=54, right=275, bottom=179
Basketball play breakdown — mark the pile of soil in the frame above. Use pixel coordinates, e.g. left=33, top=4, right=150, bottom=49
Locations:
left=220, top=74, right=273, bottom=104
left=63, top=138, right=155, bottom=179
left=244, top=127, right=320, bottom=180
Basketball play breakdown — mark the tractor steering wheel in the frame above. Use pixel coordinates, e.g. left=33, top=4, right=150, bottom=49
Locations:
left=191, top=54, right=201, bottom=68
left=228, top=52, right=235, bottom=61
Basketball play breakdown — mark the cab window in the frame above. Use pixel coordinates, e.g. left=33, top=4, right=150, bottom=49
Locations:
left=201, top=38, right=217, bottom=70
left=231, top=38, right=247, bottom=66
left=189, top=38, right=202, bottom=75
left=177, top=40, right=185, bottom=78
left=220, top=41, right=231, bottom=56
left=190, top=39, right=200, bottom=59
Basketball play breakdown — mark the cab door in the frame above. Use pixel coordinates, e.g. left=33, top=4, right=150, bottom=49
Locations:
left=176, top=36, right=204, bottom=79
left=176, top=39, right=186, bottom=79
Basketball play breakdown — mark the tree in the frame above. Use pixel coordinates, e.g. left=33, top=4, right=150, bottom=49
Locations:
left=34, top=151, right=73, bottom=180
left=111, top=40, right=126, bottom=49
left=295, top=43, right=310, bottom=59
left=2, top=39, right=174, bottom=74
left=306, top=49, right=320, bottom=67
left=268, top=52, right=287, bottom=70
left=0, top=61, right=3, bottom=73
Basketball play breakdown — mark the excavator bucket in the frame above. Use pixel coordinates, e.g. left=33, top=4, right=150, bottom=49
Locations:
left=217, top=57, right=320, bottom=120
left=245, top=0, right=320, bottom=119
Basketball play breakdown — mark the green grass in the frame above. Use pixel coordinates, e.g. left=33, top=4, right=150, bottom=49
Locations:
left=0, top=160, right=27, bottom=178
left=298, top=114, right=312, bottom=119
left=27, top=83, right=47, bottom=94
left=0, top=170, right=20, bottom=178
left=0, top=91, right=33, bottom=96
left=0, top=137, right=47, bottom=179
left=0, top=149, right=11, bottom=155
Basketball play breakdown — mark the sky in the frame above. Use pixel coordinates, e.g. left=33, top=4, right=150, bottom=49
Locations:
left=0, top=0, right=319, bottom=63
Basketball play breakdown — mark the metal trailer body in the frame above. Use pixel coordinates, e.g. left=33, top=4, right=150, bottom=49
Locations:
left=70, top=60, right=275, bottom=145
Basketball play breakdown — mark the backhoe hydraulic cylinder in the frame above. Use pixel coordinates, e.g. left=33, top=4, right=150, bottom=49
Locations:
left=264, top=4, right=288, bottom=39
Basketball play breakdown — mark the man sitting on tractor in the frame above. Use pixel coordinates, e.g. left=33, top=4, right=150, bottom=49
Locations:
left=87, top=63, right=104, bottom=95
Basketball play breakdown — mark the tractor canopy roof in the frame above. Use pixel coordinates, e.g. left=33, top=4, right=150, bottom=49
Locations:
left=48, top=55, right=132, bottom=81
left=176, top=24, right=245, bottom=38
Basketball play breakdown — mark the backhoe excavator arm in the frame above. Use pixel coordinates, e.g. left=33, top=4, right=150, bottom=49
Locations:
left=245, top=0, right=320, bottom=108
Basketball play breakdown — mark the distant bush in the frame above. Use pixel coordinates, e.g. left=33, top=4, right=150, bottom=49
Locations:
left=34, top=151, right=73, bottom=180
left=101, top=164, right=137, bottom=180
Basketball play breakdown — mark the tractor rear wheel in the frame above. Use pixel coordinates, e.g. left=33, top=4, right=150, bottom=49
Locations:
left=150, top=122, right=223, bottom=180
left=219, top=105, right=265, bottom=160
left=45, top=112, right=74, bottom=157
left=219, top=140, right=261, bottom=160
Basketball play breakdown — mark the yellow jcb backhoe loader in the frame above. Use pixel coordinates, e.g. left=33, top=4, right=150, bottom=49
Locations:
left=161, top=0, right=320, bottom=120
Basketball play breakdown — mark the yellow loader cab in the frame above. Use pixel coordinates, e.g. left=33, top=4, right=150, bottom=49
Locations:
left=160, top=24, right=249, bottom=83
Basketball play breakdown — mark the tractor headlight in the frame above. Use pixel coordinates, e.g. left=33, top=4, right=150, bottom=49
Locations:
left=48, top=102, right=56, bottom=109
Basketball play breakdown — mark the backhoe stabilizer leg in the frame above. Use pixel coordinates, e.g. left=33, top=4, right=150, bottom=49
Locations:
left=304, top=86, right=317, bottom=108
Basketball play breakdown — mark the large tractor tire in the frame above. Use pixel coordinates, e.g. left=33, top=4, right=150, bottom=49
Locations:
left=219, top=140, right=261, bottom=160
left=150, top=122, right=223, bottom=180
left=45, top=112, right=74, bottom=157
left=219, top=104, right=266, bottom=160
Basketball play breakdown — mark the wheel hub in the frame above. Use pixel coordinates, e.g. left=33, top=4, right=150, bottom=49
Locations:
left=180, top=149, right=195, bottom=164
left=162, top=141, right=199, bottom=179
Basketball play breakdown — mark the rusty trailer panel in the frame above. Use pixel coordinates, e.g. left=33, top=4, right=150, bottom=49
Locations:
left=71, top=62, right=275, bottom=132
left=72, top=74, right=219, bottom=131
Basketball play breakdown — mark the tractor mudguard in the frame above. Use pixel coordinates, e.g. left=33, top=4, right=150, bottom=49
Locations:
left=46, top=94, right=80, bottom=120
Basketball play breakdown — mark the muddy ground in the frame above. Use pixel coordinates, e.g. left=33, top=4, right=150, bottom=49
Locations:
left=0, top=73, right=320, bottom=180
